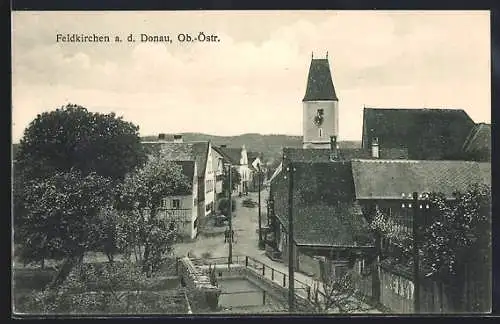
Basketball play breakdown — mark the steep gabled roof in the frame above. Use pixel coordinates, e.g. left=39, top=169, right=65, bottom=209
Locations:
left=271, top=161, right=374, bottom=247
left=303, top=58, right=338, bottom=101
left=351, top=159, right=491, bottom=200
left=142, top=141, right=210, bottom=178
left=216, top=147, right=242, bottom=165
left=361, top=108, right=476, bottom=160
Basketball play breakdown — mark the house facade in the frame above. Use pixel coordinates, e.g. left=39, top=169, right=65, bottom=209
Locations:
left=157, top=161, right=199, bottom=239
left=142, top=134, right=214, bottom=238
left=216, top=145, right=250, bottom=195
left=211, top=145, right=227, bottom=205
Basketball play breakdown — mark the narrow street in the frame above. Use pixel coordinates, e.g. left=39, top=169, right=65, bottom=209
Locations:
left=173, top=189, right=382, bottom=314
left=174, top=190, right=269, bottom=259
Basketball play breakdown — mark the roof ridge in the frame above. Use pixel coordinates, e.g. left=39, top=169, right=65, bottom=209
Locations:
left=352, top=158, right=480, bottom=164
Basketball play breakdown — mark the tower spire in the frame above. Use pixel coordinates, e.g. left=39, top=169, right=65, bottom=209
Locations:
left=326, top=51, right=328, bottom=59
left=311, top=51, right=314, bottom=59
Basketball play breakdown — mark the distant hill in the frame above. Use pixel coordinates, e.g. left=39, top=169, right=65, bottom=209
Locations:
left=12, top=133, right=361, bottom=164
left=142, top=133, right=361, bottom=163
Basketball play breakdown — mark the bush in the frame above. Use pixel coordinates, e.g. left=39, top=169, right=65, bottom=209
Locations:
left=217, top=198, right=236, bottom=216
left=15, top=261, right=187, bottom=314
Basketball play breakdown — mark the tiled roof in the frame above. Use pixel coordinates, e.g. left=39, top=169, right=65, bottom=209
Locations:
left=303, top=58, right=338, bottom=101
left=462, top=123, right=491, bottom=154
left=271, top=161, right=374, bottom=247
left=216, top=147, right=242, bottom=165
left=351, top=159, right=491, bottom=199
left=361, top=108, right=476, bottom=160
left=142, top=141, right=210, bottom=178
left=173, top=161, right=195, bottom=195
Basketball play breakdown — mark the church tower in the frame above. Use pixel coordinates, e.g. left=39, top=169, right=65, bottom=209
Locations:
left=302, top=52, right=339, bottom=149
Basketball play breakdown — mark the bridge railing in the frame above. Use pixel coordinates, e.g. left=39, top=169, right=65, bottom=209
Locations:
left=189, top=255, right=314, bottom=301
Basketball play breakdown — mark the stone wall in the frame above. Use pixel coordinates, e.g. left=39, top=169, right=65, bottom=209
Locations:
left=178, top=257, right=221, bottom=312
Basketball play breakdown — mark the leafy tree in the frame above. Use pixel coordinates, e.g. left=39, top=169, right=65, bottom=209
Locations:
left=222, top=166, right=241, bottom=192
left=421, top=184, right=491, bottom=311
left=15, top=104, right=147, bottom=181
left=16, top=169, right=115, bottom=287
left=309, top=270, right=369, bottom=313
left=115, top=154, right=191, bottom=276
left=217, top=197, right=236, bottom=217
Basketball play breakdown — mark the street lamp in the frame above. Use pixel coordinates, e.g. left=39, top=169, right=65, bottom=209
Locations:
left=225, top=162, right=233, bottom=265
left=401, top=191, right=430, bottom=314
left=257, top=162, right=264, bottom=249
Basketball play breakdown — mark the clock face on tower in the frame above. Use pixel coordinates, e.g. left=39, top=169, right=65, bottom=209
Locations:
left=313, top=109, right=324, bottom=127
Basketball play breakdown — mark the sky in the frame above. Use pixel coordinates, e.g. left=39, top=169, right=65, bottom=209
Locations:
left=12, top=10, right=491, bottom=142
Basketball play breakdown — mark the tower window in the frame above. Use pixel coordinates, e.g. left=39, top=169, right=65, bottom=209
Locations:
left=317, top=109, right=324, bottom=116
left=319, top=128, right=323, bottom=137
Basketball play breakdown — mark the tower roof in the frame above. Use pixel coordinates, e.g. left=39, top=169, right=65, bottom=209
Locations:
left=302, top=57, right=338, bottom=102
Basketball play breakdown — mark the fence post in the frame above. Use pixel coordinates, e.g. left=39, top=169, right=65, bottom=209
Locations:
left=271, top=268, right=274, bottom=281
left=283, top=274, right=286, bottom=287
left=262, top=264, right=265, bottom=276
left=307, top=286, right=311, bottom=300
left=245, top=256, right=248, bottom=267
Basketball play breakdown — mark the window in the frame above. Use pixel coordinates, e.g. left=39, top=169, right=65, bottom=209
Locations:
left=317, top=108, right=324, bottom=115
left=319, top=128, right=323, bottom=137
left=161, top=198, right=167, bottom=209
left=172, top=199, right=181, bottom=209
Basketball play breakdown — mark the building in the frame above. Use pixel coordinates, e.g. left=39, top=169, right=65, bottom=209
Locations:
left=267, top=52, right=491, bottom=313
left=361, top=107, right=491, bottom=161
left=351, top=159, right=491, bottom=313
left=142, top=134, right=215, bottom=238
left=211, top=145, right=227, bottom=205
left=302, top=53, right=339, bottom=149
left=157, top=160, right=199, bottom=239
left=215, top=145, right=251, bottom=195
left=247, top=151, right=265, bottom=192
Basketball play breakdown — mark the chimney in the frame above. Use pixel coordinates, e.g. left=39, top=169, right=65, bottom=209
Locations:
left=158, top=133, right=166, bottom=142
left=371, top=137, right=379, bottom=159
left=173, top=134, right=183, bottom=143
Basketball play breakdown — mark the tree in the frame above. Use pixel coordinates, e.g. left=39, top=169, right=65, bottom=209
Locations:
left=115, top=154, right=191, bottom=276
left=14, top=104, right=147, bottom=269
left=421, top=184, right=491, bottom=311
left=217, top=197, right=236, bottom=217
left=309, top=270, right=369, bottom=313
left=222, top=166, right=241, bottom=192
left=16, top=169, right=115, bottom=287
left=15, top=104, right=147, bottom=181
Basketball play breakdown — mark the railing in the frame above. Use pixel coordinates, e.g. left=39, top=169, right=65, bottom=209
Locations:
left=244, top=256, right=312, bottom=300
left=190, top=255, right=246, bottom=267
left=189, top=255, right=314, bottom=302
